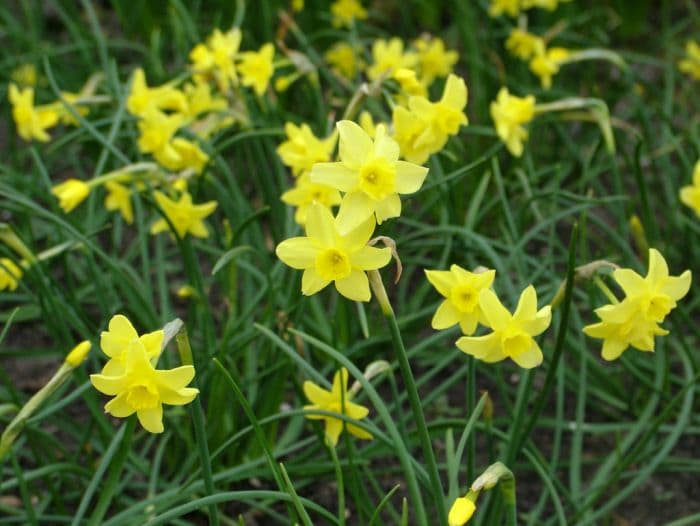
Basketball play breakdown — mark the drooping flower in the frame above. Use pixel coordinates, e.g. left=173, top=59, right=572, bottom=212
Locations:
left=489, top=87, right=536, bottom=157
left=51, top=179, right=91, bottom=213
left=425, top=265, right=496, bottom=335
left=303, top=368, right=372, bottom=447
left=310, top=120, right=429, bottom=233
left=277, top=123, right=337, bottom=177
left=330, top=0, right=368, bottom=27
left=99, top=314, right=163, bottom=376
left=679, top=40, right=700, bottom=80
left=325, top=42, right=363, bottom=79
left=448, top=496, right=476, bottom=526
left=367, top=38, right=417, bottom=81
left=529, top=47, right=570, bottom=89
left=0, top=258, right=23, bottom=291
left=505, top=29, right=545, bottom=61
left=413, top=37, right=458, bottom=86
left=680, top=160, right=700, bottom=216
left=150, top=190, right=218, bottom=239
left=237, top=43, right=275, bottom=96
left=104, top=181, right=134, bottom=224
left=90, top=338, right=198, bottom=433
left=8, top=84, right=59, bottom=142
left=275, top=203, right=391, bottom=301
left=488, top=0, right=521, bottom=17
left=281, top=174, right=342, bottom=225
left=456, top=286, right=552, bottom=368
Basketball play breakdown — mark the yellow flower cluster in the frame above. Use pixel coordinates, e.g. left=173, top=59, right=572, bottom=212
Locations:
left=90, top=315, right=199, bottom=433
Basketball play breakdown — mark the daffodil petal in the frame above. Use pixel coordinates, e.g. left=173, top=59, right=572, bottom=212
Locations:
left=310, top=162, right=357, bottom=192
left=350, top=246, right=391, bottom=271
left=347, top=423, right=373, bottom=440
left=513, top=285, right=537, bottom=321
left=511, top=341, right=543, bottom=368
left=373, top=193, right=401, bottom=224
left=425, top=269, right=457, bottom=297
left=302, top=268, right=330, bottom=295
left=395, top=161, right=428, bottom=194
left=324, top=417, right=343, bottom=447
left=137, top=405, right=164, bottom=433
left=335, top=192, right=375, bottom=234
left=478, top=289, right=511, bottom=331
left=104, top=393, right=136, bottom=417
left=337, top=120, right=371, bottom=168
left=90, top=374, right=127, bottom=396
left=303, top=381, right=332, bottom=406
left=156, top=365, right=195, bottom=390
left=612, top=268, right=645, bottom=297
left=160, top=387, right=199, bottom=405
left=335, top=270, right=371, bottom=301
left=305, top=203, right=336, bottom=245
left=343, top=215, right=376, bottom=250
left=431, top=300, right=461, bottom=329
left=276, top=237, right=318, bottom=269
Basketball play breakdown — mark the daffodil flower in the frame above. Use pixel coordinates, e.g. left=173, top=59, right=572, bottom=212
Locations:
left=51, top=179, right=91, bottom=213
left=448, top=496, right=476, bottom=526
left=325, top=42, right=363, bottom=79
left=456, top=286, right=552, bottom=368
left=303, top=368, right=372, bottom=447
left=126, top=68, right=187, bottom=118
left=281, top=174, right=342, bottom=225
left=237, top=43, right=275, bottom=96
left=529, top=47, right=570, bottom=89
left=8, top=84, right=59, bottom=142
left=488, top=0, right=521, bottom=18
left=425, top=265, right=496, bottom=335
left=277, top=122, right=337, bottom=177
left=310, top=120, right=429, bottom=234
left=506, top=29, right=545, bottom=61
left=367, top=38, right=417, bottom=81
left=189, top=28, right=242, bottom=91
left=151, top=190, right=218, bottom=239
left=413, top=37, right=458, bottom=86
left=0, top=258, right=23, bottom=291
left=275, top=203, right=392, bottom=301
left=99, top=314, right=164, bottom=376
left=490, top=87, right=536, bottom=157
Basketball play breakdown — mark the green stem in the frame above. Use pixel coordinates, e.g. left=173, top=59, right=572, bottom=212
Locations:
left=328, top=442, right=346, bottom=526
left=368, top=270, right=447, bottom=526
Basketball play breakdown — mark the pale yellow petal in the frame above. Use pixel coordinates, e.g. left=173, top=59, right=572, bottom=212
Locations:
left=335, top=192, right=375, bottom=234
left=337, top=120, right=372, bottom=168
left=303, top=381, right=332, bottom=406
left=661, top=271, right=691, bottom=301
left=276, top=237, right=318, bottom=269
left=301, top=268, right=330, bottom=295
left=310, top=162, right=357, bottom=192
left=350, top=246, right=391, bottom=271
left=394, top=161, right=429, bottom=194
left=612, top=268, right=645, bottom=297
left=373, top=193, right=401, bottom=224
left=478, top=289, right=511, bottom=331
left=511, top=341, right=543, bottom=369
left=431, top=300, right=461, bottom=329
left=305, top=203, right=336, bottom=245
left=104, top=393, right=136, bottom=417
left=425, top=269, right=457, bottom=297
left=155, top=365, right=195, bottom=391
left=90, top=374, right=127, bottom=396
left=335, top=269, right=371, bottom=301
left=324, top=417, right=343, bottom=447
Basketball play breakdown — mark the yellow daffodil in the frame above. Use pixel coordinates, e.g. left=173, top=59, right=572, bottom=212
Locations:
left=155, top=138, right=210, bottom=175
left=392, top=74, right=468, bottom=164
left=367, top=38, right=417, bottom=81
left=0, top=258, right=23, bottom=291
left=8, top=84, right=59, bottom=142
left=325, top=42, right=363, bottom=79
left=275, top=203, right=391, bottom=301
left=190, top=28, right=242, bottom=91
left=505, top=29, right=545, bottom=61
left=65, top=340, right=92, bottom=367
left=456, top=286, right=552, bottom=368
left=99, top=314, right=163, bottom=376
left=529, top=47, right=570, bottom=89
left=281, top=174, right=342, bottom=225
left=583, top=298, right=668, bottom=361
left=425, top=265, right=496, bottom=335
left=393, top=68, right=427, bottom=98
left=126, top=68, right=187, bottom=118
left=137, top=109, right=184, bottom=166
left=277, top=123, right=337, bottom=177
left=237, top=43, right=275, bottom=96
left=151, top=190, right=217, bottom=239
left=414, top=37, right=458, bottom=86
left=448, top=496, right=476, bottom=526
left=104, top=181, right=134, bottom=224
left=330, top=0, right=368, bottom=28
left=303, top=368, right=372, bottom=446
left=51, top=179, right=91, bottom=213
left=490, top=87, right=536, bottom=157
left=680, top=160, right=700, bottom=216
left=182, top=79, right=228, bottom=120
left=310, top=120, right=429, bottom=233
left=488, top=0, right=521, bottom=17
left=679, top=40, right=700, bottom=80
left=90, top=338, right=198, bottom=433
left=612, top=249, right=691, bottom=322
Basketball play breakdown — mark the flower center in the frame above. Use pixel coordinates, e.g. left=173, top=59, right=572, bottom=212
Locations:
left=643, top=294, right=671, bottom=321
left=437, top=107, right=462, bottom=134
left=501, top=325, right=532, bottom=358
left=358, top=158, right=396, bottom=200
left=126, top=383, right=160, bottom=410
left=316, top=248, right=351, bottom=280
left=450, top=284, right=479, bottom=313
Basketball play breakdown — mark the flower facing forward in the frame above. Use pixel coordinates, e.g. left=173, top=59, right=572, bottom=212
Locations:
left=100, top=314, right=164, bottom=376
left=237, top=43, right=275, bottom=96
left=0, top=258, right=23, bottom=291
left=680, top=161, right=700, bottom=217
left=90, top=339, right=198, bottom=433
left=303, top=368, right=372, bottom=447
left=448, top=496, right=476, bottom=526
left=425, top=265, right=496, bottom=335
left=51, top=179, right=91, bottom=213
left=151, top=190, right=217, bottom=239
left=456, top=286, right=552, bottom=368
left=275, top=203, right=391, bottom=301
left=490, top=88, right=536, bottom=157
left=310, top=120, right=428, bottom=233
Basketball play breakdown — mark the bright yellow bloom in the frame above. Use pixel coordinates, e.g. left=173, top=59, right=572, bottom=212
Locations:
left=182, top=79, right=228, bottom=120
left=65, top=340, right=92, bottom=367
left=90, top=338, right=198, bottom=433
left=448, top=497, right=476, bottom=526
left=490, top=87, right=536, bottom=157
left=151, top=190, right=217, bottom=239
left=8, top=84, right=59, bottom=142
left=680, top=160, right=700, bottom=216
left=529, top=47, right=570, bottom=89
left=310, top=120, right=429, bottom=233
left=0, top=258, right=23, bottom=291
left=238, top=43, right=275, bottom=96
left=104, top=181, right=134, bottom=224
left=488, top=0, right=521, bottom=17
left=330, top=0, right=368, bottom=28
left=190, top=28, right=242, bottom=91
left=414, top=37, right=458, bottom=85
left=506, top=29, right=545, bottom=61
left=303, top=368, right=372, bottom=446
left=612, top=249, right=691, bottom=322
left=276, top=203, right=391, bottom=301
left=99, top=314, right=164, bottom=376
left=155, top=138, right=209, bottom=175
left=51, top=179, right=91, bottom=213
left=456, top=286, right=552, bottom=368
left=679, top=40, right=700, bottom=80
left=393, top=68, right=427, bottom=98
left=10, top=63, right=38, bottom=88
left=425, top=265, right=496, bottom=335
left=126, top=68, right=187, bottom=118
left=281, top=174, right=342, bottom=225
left=277, top=123, right=337, bottom=177
left=325, top=42, right=363, bottom=79
left=367, top=38, right=417, bottom=81
left=137, top=109, right=184, bottom=166
left=392, top=74, right=468, bottom=164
